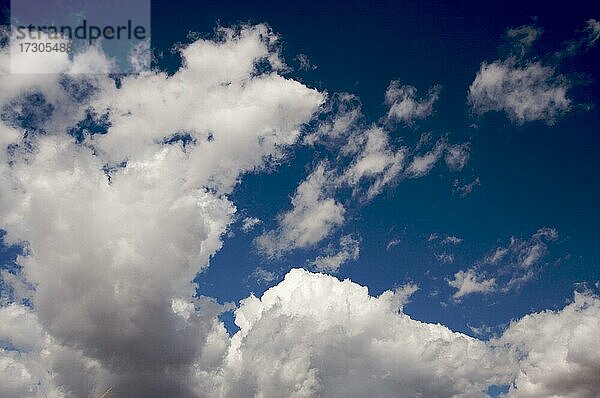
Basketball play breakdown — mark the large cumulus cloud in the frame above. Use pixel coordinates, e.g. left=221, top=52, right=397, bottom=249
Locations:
left=0, top=24, right=323, bottom=397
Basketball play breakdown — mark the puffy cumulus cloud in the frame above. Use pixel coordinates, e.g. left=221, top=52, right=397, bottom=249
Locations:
left=469, top=21, right=600, bottom=125
left=0, top=24, right=323, bottom=397
left=213, top=271, right=600, bottom=398
left=256, top=163, right=345, bottom=257
left=309, top=234, right=360, bottom=272
left=385, top=80, right=441, bottom=124
left=498, top=292, right=600, bottom=397
left=219, top=269, right=512, bottom=398
left=448, top=228, right=559, bottom=299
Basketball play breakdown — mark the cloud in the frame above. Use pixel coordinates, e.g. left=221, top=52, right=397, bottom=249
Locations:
left=469, top=21, right=600, bottom=125
left=2, top=266, right=599, bottom=397
left=341, top=126, right=408, bottom=199
left=218, top=270, right=599, bottom=398
left=309, top=234, right=360, bottom=272
left=442, top=235, right=464, bottom=245
left=385, top=81, right=441, bottom=124
left=505, top=25, right=543, bottom=57
left=436, top=253, right=455, bottom=264
left=498, top=292, right=600, bottom=397
left=386, top=238, right=401, bottom=250
left=468, top=58, right=570, bottom=124
left=405, top=137, right=447, bottom=178
left=241, top=216, right=262, bottom=232
left=449, top=228, right=559, bottom=299
left=256, top=163, right=345, bottom=257
left=262, top=91, right=465, bottom=256
left=295, top=54, right=316, bottom=71
left=219, top=269, right=512, bottom=397
left=448, top=268, right=496, bottom=300
left=445, top=143, right=470, bottom=172
left=585, top=19, right=600, bottom=46
left=556, top=19, right=600, bottom=58
left=250, top=267, right=278, bottom=284
left=0, top=24, right=323, bottom=397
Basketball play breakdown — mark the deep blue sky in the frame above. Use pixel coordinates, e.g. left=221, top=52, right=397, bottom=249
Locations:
left=2, top=0, right=599, bottom=338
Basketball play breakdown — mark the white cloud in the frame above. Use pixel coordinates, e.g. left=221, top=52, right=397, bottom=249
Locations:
left=436, top=253, right=455, bottom=264
left=445, top=143, right=470, bottom=172
left=310, top=234, right=360, bottom=272
left=435, top=253, right=454, bottom=264
left=469, top=59, right=570, bottom=125
left=449, top=228, right=559, bottom=299
left=241, top=216, right=261, bottom=232
left=386, top=238, right=401, bottom=250
left=250, top=267, right=278, bottom=284
left=448, top=268, right=496, bottom=300
left=264, top=90, right=464, bottom=256
left=442, top=235, right=464, bottom=245
left=0, top=24, right=323, bottom=396
left=505, top=25, right=543, bottom=57
left=256, top=163, right=345, bottom=257
left=219, top=269, right=512, bottom=397
left=385, top=81, right=441, bottom=124
left=469, top=21, right=600, bottom=125
left=498, top=292, right=600, bottom=397
left=295, top=54, right=316, bottom=71
left=405, top=137, right=447, bottom=178
left=217, top=270, right=600, bottom=398
left=341, top=126, right=408, bottom=199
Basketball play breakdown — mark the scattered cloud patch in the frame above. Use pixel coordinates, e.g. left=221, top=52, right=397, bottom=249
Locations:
left=448, top=268, right=497, bottom=300
left=309, top=234, right=360, bottom=272
left=435, top=253, right=455, bottom=264
left=385, top=81, right=441, bottom=125
left=468, top=21, right=600, bottom=125
left=445, top=143, right=470, bottom=172
left=453, top=177, right=481, bottom=197
left=250, top=267, right=278, bottom=285
left=295, top=53, right=317, bottom=71
left=442, top=235, right=464, bottom=245
left=256, top=164, right=345, bottom=257
left=241, top=216, right=261, bottom=232
left=449, top=228, right=559, bottom=299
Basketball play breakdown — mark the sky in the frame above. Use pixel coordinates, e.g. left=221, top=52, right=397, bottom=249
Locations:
left=0, top=0, right=599, bottom=397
